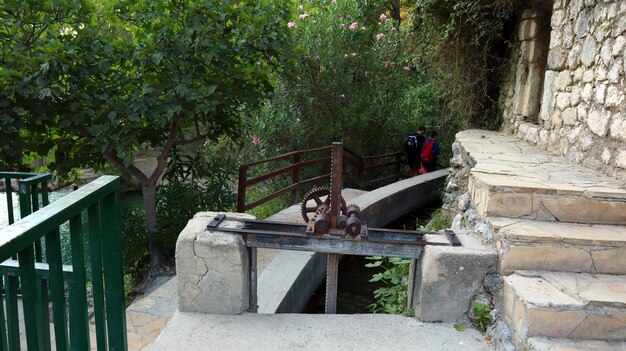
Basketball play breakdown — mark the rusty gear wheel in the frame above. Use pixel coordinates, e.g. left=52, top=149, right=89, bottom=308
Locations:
left=300, top=186, right=347, bottom=223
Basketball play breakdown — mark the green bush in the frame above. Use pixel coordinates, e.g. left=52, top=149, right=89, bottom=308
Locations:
left=120, top=208, right=150, bottom=297
left=471, top=301, right=493, bottom=332
left=245, top=0, right=448, bottom=157
left=366, top=256, right=414, bottom=316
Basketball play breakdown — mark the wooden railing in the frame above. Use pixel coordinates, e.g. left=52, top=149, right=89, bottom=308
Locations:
left=237, top=145, right=403, bottom=213
left=0, top=175, right=127, bottom=351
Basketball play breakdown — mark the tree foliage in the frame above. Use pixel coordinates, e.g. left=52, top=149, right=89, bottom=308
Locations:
left=1, top=0, right=293, bottom=270
left=246, top=0, right=447, bottom=157
left=411, top=0, right=520, bottom=129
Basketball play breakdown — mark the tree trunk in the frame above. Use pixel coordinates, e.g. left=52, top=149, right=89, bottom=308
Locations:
left=390, top=0, right=401, bottom=23
left=141, top=181, right=162, bottom=271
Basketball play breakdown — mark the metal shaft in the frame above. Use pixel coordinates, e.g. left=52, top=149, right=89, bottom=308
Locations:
left=329, top=142, right=343, bottom=228
left=248, top=247, right=258, bottom=312
left=325, top=143, right=343, bottom=314
left=325, top=253, right=339, bottom=314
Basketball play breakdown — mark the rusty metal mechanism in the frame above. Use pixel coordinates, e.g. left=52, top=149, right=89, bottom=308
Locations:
left=208, top=142, right=461, bottom=314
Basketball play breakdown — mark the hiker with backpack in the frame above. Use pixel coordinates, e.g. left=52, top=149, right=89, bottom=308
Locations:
left=420, top=131, right=440, bottom=173
left=404, top=126, right=426, bottom=177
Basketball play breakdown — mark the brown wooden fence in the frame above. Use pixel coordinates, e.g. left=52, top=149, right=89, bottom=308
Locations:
left=236, top=145, right=403, bottom=213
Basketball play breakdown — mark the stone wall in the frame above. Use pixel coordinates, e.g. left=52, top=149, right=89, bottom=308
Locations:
left=502, top=0, right=626, bottom=184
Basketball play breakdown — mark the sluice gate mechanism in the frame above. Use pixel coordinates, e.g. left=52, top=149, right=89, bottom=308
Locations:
left=207, top=143, right=461, bottom=314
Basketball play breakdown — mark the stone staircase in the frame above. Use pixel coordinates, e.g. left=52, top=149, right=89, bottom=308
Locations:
left=454, top=130, right=626, bottom=350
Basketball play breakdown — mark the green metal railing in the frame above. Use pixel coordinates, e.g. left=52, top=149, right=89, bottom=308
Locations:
left=2, top=172, right=52, bottom=226
left=0, top=175, right=127, bottom=351
left=2, top=172, right=52, bottom=263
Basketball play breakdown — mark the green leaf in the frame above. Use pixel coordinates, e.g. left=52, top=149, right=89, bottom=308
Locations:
left=453, top=323, right=466, bottom=332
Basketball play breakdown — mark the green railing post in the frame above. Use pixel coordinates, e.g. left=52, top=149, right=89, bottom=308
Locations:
left=18, top=182, right=32, bottom=219
left=88, top=203, right=108, bottom=350
left=5, top=275, right=20, bottom=351
left=69, top=214, right=90, bottom=350
left=19, top=246, right=44, bottom=351
left=100, top=186, right=128, bottom=351
left=0, top=276, right=8, bottom=351
left=45, top=228, right=69, bottom=351
left=4, top=178, right=14, bottom=225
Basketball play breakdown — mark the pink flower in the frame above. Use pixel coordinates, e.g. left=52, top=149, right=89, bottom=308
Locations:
left=299, top=13, right=309, bottom=20
left=376, top=33, right=384, bottom=40
left=379, top=13, right=387, bottom=20
left=252, top=135, right=261, bottom=145
left=351, top=52, right=356, bottom=57
left=298, top=5, right=304, bottom=10
left=344, top=53, right=348, bottom=58
left=403, top=66, right=411, bottom=71
left=349, top=22, right=357, bottom=31
left=287, top=21, right=296, bottom=28
left=391, top=27, right=396, bottom=32
left=332, top=0, right=337, bottom=3
left=340, top=94, right=346, bottom=98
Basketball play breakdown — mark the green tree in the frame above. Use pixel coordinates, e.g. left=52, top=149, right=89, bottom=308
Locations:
left=1, top=0, right=293, bottom=271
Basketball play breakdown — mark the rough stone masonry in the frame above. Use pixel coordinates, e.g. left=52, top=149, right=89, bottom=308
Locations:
left=501, top=0, right=626, bottom=184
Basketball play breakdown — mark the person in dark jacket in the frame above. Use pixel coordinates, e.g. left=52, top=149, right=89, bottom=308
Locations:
left=404, top=126, right=426, bottom=177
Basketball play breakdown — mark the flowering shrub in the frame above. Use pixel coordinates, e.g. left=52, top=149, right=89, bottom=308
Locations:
left=246, top=0, right=447, bottom=156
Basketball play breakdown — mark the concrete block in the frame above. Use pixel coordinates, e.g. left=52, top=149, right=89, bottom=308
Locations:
left=176, top=212, right=254, bottom=314
left=569, top=311, right=626, bottom=340
left=484, top=193, right=533, bottom=218
left=499, top=245, right=593, bottom=275
left=526, top=308, right=587, bottom=338
left=541, top=197, right=626, bottom=225
left=591, top=249, right=626, bottom=274
left=414, top=231, right=497, bottom=322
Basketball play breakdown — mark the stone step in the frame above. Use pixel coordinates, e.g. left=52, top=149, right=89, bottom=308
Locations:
left=487, top=217, right=626, bottom=275
left=503, top=271, right=626, bottom=343
left=458, top=130, right=626, bottom=225
left=527, top=337, right=626, bottom=351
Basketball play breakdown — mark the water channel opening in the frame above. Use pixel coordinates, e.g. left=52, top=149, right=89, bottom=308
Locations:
left=302, top=203, right=441, bottom=314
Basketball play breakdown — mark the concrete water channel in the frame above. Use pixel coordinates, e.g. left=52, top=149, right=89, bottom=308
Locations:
left=148, top=168, right=497, bottom=350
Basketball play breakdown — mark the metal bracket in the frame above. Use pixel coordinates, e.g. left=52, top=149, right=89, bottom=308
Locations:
left=444, top=229, right=462, bottom=246
left=207, top=213, right=226, bottom=229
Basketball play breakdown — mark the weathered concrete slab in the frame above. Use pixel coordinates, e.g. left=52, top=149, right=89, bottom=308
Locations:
left=257, top=251, right=325, bottom=314
left=503, top=271, right=626, bottom=341
left=152, top=312, right=494, bottom=351
left=175, top=212, right=253, bottom=314
left=414, top=230, right=498, bottom=322
left=358, top=169, right=448, bottom=227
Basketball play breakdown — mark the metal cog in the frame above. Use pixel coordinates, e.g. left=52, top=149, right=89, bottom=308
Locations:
left=300, top=186, right=347, bottom=223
